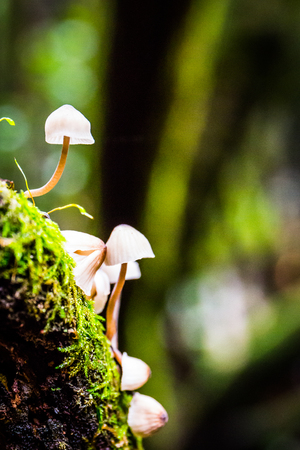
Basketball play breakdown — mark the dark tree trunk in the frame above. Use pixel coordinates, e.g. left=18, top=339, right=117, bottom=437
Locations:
left=101, top=0, right=193, bottom=233
left=0, top=180, right=135, bottom=450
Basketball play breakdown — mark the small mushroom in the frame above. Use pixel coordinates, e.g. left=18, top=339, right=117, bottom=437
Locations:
left=128, top=393, right=168, bottom=438
left=61, top=230, right=106, bottom=296
left=121, top=352, right=151, bottom=391
left=24, top=105, right=94, bottom=198
left=105, top=225, right=154, bottom=342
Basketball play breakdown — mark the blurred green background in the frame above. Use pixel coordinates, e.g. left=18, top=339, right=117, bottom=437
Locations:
left=2, top=0, right=300, bottom=449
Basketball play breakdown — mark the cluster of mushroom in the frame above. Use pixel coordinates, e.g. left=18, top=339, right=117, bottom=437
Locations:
left=62, top=225, right=168, bottom=438
left=26, top=105, right=168, bottom=439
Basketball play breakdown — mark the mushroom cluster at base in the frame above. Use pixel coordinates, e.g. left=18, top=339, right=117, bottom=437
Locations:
left=62, top=223, right=168, bottom=438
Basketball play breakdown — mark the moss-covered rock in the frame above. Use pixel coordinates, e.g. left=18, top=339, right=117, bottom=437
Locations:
left=0, top=180, right=140, bottom=450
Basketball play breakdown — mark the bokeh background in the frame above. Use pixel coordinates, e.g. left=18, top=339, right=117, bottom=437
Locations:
left=2, top=0, right=300, bottom=449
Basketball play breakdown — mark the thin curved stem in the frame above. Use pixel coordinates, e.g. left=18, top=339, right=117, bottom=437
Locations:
left=110, top=295, right=122, bottom=365
left=24, top=136, right=70, bottom=198
left=106, top=263, right=127, bottom=342
left=110, top=295, right=121, bottom=350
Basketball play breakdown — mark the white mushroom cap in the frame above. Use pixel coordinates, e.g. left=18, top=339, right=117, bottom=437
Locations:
left=73, top=249, right=106, bottom=296
left=45, top=104, right=95, bottom=145
left=61, top=230, right=107, bottom=296
left=61, top=230, right=105, bottom=254
left=128, top=393, right=168, bottom=438
left=105, top=224, right=155, bottom=266
left=101, top=261, right=141, bottom=284
left=121, top=353, right=151, bottom=391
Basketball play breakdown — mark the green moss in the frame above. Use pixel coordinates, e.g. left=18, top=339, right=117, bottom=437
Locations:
left=0, top=180, right=140, bottom=449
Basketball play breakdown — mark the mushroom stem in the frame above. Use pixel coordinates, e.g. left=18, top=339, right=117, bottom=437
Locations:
left=111, top=295, right=121, bottom=350
left=24, top=136, right=70, bottom=198
left=106, top=262, right=127, bottom=342
left=110, top=295, right=122, bottom=364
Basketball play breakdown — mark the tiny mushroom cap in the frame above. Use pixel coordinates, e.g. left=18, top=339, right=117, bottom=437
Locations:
left=128, top=393, right=168, bottom=438
left=62, top=230, right=104, bottom=254
left=61, top=230, right=107, bottom=296
left=105, top=224, right=155, bottom=266
left=121, top=352, right=151, bottom=391
left=101, top=261, right=141, bottom=284
left=72, top=250, right=106, bottom=297
left=45, top=104, right=95, bottom=145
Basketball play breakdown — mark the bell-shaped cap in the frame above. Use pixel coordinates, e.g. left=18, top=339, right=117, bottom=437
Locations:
left=90, top=269, right=111, bottom=314
left=105, top=224, right=154, bottom=266
left=121, top=353, right=151, bottom=391
left=62, top=230, right=105, bottom=255
left=128, top=393, right=168, bottom=438
left=73, top=249, right=106, bottom=296
left=101, top=261, right=141, bottom=284
left=45, top=104, right=95, bottom=145
left=61, top=230, right=107, bottom=296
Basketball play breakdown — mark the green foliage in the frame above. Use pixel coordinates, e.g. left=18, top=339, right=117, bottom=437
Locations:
left=48, top=203, right=94, bottom=219
left=0, top=117, right=15, bottom=126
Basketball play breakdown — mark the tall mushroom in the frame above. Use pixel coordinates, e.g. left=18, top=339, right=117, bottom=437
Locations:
left=105, top=225, right=154, bottom=348
left=24, top=104, right=94, bottom=198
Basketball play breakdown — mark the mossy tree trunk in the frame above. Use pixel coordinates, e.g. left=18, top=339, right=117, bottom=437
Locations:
left=0, top=181, right=137, bottom=450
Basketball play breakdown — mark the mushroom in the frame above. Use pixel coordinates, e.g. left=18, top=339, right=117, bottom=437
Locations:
left=24, top=105, right=94, bottom=198
left=104, top=225, right=154, bottom=344
left=121, top=352, right=151, bottom=391
left=128, top=393, right=168, bottom=438
left=61, top=230, right=106, bottom=296
left=105, top=224, right=154, bottom=266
